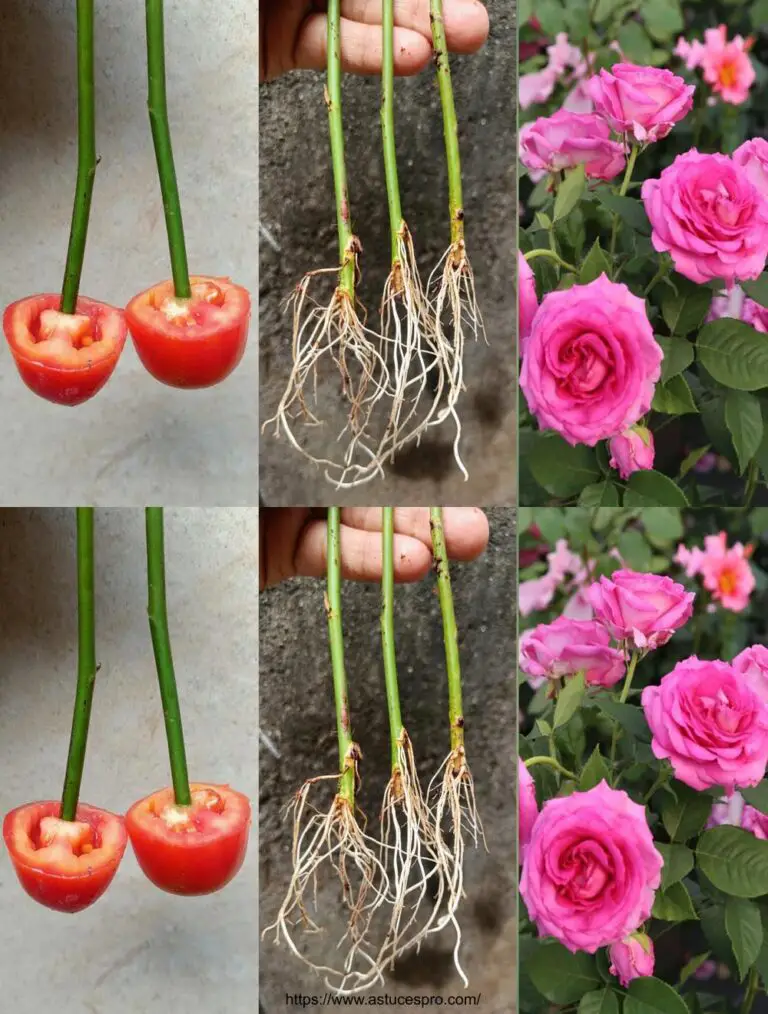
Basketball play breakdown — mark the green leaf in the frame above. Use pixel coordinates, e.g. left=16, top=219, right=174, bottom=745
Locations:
left=742, top=273, right=768, bottom=309
left=624, top=471, right=689, bottom=507
left=554, top=671, right=586, bottom=729
left=652, top=375, right=698, bottom=415
left=580, top=239, right=613, bottom=285
left=662, top=782, right=713, bottom=842
left=617, top=529, right=652, bottom=570
left=697, top=826, right=768, bottom=897
left=725, top=389, right=764, bottom=474
left=661, top=282, right=712, bottom=337
left=657, top=843, right=694, bottom=891
left=643, top=0, right=683, bottom=41
left=698, top=319, right=768, bottom=391
left=579, top=989, right=620, bottom=1014
left=641, top=508, right=684, bottom=543
left=529, top=435, right=601, bottom=498
left=741, top=781, right=768, bottom=815
left=593, top=0, right=631, bottom=22
left=653, top=881, right=699, bottom=922
left=624, top=976, right=689, bottom=1014
left=679, top=445, right=712, bottom=479
left=594, top=189, right=651, bottom=235
left=580, top=747, right=611, bottom=792
left=579, top=481, right=621, bottom=507
left=678, top=952, right=711, bottom=987
left=616, top=21, right=654, bottom=64
left=593, top=698, right=651, bottom=741
left=554, top=164, right=587, bottom=222
left=528, top=942, right=601, bottom=1004
left=657, top=335, right=695, bottom=384
left=725, top=897, right=763, bottom=980
left=535, top=0, right=567, bottom=35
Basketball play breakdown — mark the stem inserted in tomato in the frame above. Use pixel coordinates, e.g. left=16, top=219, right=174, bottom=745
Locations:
left=381, top=507, right=404, bottom=771
left=59, top=0, right=97, bottom=315
left=429, top=0, right=464, bottom=248
left=60, top=507, right=98, bottom=821
left=429, top=507, right=464, bottom=752
left=145, top=507, right=192, bottom=806
left=145, top=0, right=191, bottom=300
left=326, top=507, right=357, bottom=805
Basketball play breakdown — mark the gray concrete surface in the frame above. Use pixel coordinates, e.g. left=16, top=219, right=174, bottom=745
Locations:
left=0, top=508, right=257, bottom=1013
left=259, top=2, right=517, bottom=506
left=259, top=508, right=516, bottom=1011
left=0, top=2, right=257, bottom=506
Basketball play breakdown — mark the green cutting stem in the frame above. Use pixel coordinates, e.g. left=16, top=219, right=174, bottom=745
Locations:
left=429, top=507, right=464, bottom=752
left=145, top=507, right=192, bottom=806
left=429, top=0, right=464, bottom=247
left=381, top=0, right=404, bottom=264
left=60, top=508, right=98, bottom=821
left=327, top=508, right=356, bottom=804
left=145, top=0, right=191, bottom=299
left=59, top=0, right=97, bottom=315
left=327, top=0, right=357, bottom=296
left=381, top=507, right=404, bottom=772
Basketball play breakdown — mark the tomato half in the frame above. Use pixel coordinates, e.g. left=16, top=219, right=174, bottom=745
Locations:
left=125, top=276, right=250, bottom=388
left=125, top=783, right=251, bottom=895
left=3, top=801, right=127, bottom=913
left=3, top=294, right=127, bottom=406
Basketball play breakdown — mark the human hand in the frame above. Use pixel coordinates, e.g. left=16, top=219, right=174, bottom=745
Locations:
left=259, top=507, right=489, bottom=589
left=260, top=0, right=489, bottom=81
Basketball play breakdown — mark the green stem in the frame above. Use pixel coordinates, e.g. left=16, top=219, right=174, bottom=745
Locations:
left=743, top=459, right=759, bottom=513
left=145, top=0, right=191, bottom=299
left=609, top=650, right=639, bottom=770
left=145, top=507, right=191, bottom=806
left=609, top=143, right=639, bottom=261
left=524, top=755, right=577, bottom=780
left=327, top=0, right=356, bottom=296
left=429, top=0, right=464, bottom=247
left=429, top=507, right=464, bottom=753
left=59, top=0, right=96, bottom=315
left=60, top=508, right=98, bottom=821
left=525, top=248, right=577, bottom=273
left=742, top=967, right=759, bottom=1014
left=381, top=507, right=404, bottom=772
left=381, top=0, right=403, bottom=264
left=327, top=508, right=356, bottom=803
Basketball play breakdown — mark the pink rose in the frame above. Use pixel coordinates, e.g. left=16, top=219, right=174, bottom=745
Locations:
left=742, top=806, right=768, bottom=839
left=518, top=252, right=538, bottom=351
left=709, top=789, right=768, bottom=839
left=642, top=150, right=768, bottom=285
left=520, top=275, right=661, bottom=446
left=519, top=616, right=625, bottom=688
left=708, top=284, right=768, bottom=335
left=699, top=532, right=755, bottom=611
left=520, top=781, right=663, bottom=953
left=609, top=426, right=655, bottom=480
left=675, top=37, right=705, bottom=72
left=733, top=645, right=768, bottom=702
left=642, top=657, right=768, bottom=792
left=734, top=138, right=768, bottom=202
left=518, top=759, right=539, bottom=859
left=587, top=569, right=694, bottom=651
left=700, top=26, right=755, bottom=106
left=609, top=933, right=655, bottom=987
left=520, top=110, right=626, bottom=183
left=588, top=63, right=694, bottom=143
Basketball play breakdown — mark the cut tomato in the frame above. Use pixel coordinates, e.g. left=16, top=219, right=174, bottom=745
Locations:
left=126, top=783, right=251, bottom=895
left=3, top=801, right=127, bottom=913
left=125, top=276, right=250, bottom=388
left=3, top=294, right=127, bottom=406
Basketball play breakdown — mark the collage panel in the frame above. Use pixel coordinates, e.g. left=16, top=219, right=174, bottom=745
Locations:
left=259, top=506, right=517, bottom=1007
left=519, top=506, right=768, bottom=1014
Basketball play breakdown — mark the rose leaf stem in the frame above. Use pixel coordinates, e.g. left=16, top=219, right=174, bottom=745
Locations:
left=381, top=0, right=404, bottom=264
left=145, top=0, right=191, bottom=299
left=145, top=507, right=191, bottom=806
left=609, top=143, right=639, bottom=262
left=327, top=507, right=356, bottom=805
left=59, top=0, right=97, bottom=315
left=524, top=755, right=577, bottom=781
left=609, top=650, right=640, bottom=771
left=741, top=966, right=759, bottom=1014
left=429, top=507, right=464, bottom=754
left=524, top=248, right=577, bottom=273
left=327, top=0, right=357, bottom=298
left=429, top=0, right=464, bottom=248
left=381, top=507, right=404, bottom=773
left=60, top=507, right=98, bottom=821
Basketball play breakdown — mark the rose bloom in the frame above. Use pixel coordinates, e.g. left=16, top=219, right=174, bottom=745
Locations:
left=699, top=531, right=755, bottom=611
left=642, top=657, right=768, bottom=793
left=518, top=759, right=539, bottom=859
left=641, top=150, right=768, bottom=286
left=519, top=615, right=625, bottom=689
left=609, top=426, right=655, bottom=480
left=518, top=252, right=538, bottom=351
left=587, top=569, right=694, bottom=651
left=520, top=275, right=661, bottom=446
left=588, top=63, right=694, bottom=143
left=609, top=933, right=655, bottom=987
left=709, top=789, right=768, bottom=840
left=520, top=781, right=663, bottom=953
left=708, top=284, right=768, bottom=335
left=733, top=645, right=768, bottom=702
left=734, top=138, right=768, bottom=202
left=700, top=25, right=755, bottom=105
left=520, top=110, right=626, bottom=183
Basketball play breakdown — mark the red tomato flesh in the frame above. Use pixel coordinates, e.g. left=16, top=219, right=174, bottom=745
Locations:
left=125, top=276, right=250, bottom=388
left=126, top=783, right=251, bottom=895
left=3, top=801, right=127, bottom=913
left=3, top=294, right=127, bottom=406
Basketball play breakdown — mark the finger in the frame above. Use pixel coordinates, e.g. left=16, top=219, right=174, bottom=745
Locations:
left=339, top=0, right=490, bottom=54
left=295, top=14, right=432, bottom=75
left=340, top=506, right=489, bottom=561
left=294, top=521, right=434, bottom=582
left=260, top=507, right=313, bottom=589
